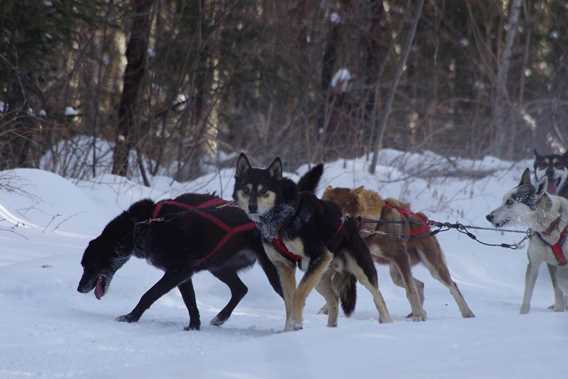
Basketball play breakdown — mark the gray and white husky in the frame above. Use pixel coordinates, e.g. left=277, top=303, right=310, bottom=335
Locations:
left=486, top=168, right=568, bottom=314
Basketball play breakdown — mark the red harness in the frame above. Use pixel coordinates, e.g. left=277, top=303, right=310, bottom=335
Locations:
left=151, top=198, right=256, bottom=267
left=383, top=202, right=431, bottom=237
left=548, top=225, right=568, bottom=266
left=271, top=219, right=345, bottom=263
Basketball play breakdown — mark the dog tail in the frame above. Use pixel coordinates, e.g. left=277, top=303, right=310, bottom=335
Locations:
left=335, top=271, right=357, bottom=316
left=297, top=163, right=324, bottom=193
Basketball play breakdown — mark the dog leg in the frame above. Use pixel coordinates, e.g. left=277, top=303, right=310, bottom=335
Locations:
left=209, top=271, right=248, bottom=326
left=178, top=278, right=201, bottom=330
left=417, top=249, right=475, bottom=318
left=274, top=261, right=297, bottom=331
left=520, top=260, right=540, bottom=314
left=317, top=304, right=329, bottom=315
left=389, top=263, right=427, bottom=320
left=117, top=269, right=190, bottom=323
left=293, top=251, right=333, bottom=330
left=390, top=256, right=426, bottom=321
left=346, top=255, right=392, bottom=323
left=316, top=268, right=339, bottom=327
left=546, top=264, right=566, bottom=312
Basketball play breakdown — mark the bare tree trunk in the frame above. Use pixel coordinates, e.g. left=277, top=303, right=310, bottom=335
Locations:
left=112, top=0, right=154, bottom=178
left=369, top=0, right=424, bottom=174
left=492, top=0, right=522, bottom=159
left=317, top=10, right=340, bottom=161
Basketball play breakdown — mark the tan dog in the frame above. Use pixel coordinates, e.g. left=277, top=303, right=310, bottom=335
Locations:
left=323, top=186, right=475, bottom=320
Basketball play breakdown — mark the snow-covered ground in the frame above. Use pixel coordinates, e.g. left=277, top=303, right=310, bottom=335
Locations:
left=0, top=153, right=566, bottom=379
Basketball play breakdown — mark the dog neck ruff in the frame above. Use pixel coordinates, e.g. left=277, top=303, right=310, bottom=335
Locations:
left=383, top=202, right=431, bottom=237
left=537, top=218, right=568, bottom=266
left=151, top=198, right=256, bottom=267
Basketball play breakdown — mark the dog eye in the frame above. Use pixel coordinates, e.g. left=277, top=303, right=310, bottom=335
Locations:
left=241, top=188, right=250, bottom=196
left=506, top=199, right=514, bottom=206
left=259, top=189, right=270, bottom=197
left=554, top=162, right=564, bottom=169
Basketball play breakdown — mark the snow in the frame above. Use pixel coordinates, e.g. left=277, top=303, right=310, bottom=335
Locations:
left=0, top=151, right=566, bottom=378
left=64, top=106, right=79, bottom=116
left=330, top=12, right=341, bottom=24
left=331, top=68, right=352, bottom=92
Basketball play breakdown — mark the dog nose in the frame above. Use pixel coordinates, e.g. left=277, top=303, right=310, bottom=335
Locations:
left=485, top=213, right=494, bottom=223
left=248, top=205, right=258, bottom=214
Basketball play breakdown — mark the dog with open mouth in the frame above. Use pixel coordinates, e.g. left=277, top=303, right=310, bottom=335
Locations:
left=487, top=168, right=568, bottom=314
left=77, top=193, right=282, bottom=330
left=533, top=150, right=568, bottom=198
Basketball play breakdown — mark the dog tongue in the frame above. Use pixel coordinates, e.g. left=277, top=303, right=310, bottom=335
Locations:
left=94, top=277, right=105, bottom=300
left=548, top=181, right=557, bottom=194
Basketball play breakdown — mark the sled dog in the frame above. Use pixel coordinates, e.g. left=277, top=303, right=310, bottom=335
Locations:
left=77, top=193, right=282, bottom=330
left=323, top=186, right=475, bottom=320
left=233, top=154, right=392, bottom=330
left=487, top=168, right=568, bottom=313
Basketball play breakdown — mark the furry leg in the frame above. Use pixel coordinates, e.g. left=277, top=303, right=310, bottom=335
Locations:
left=178, top=279, right=200, bottom=330
left=292, top=252, right=333, bottom=330
left=209, top=271, right=248, bottom=326
left=547, top=264, right=566, bottom=312
left=275, top=262, right=297, bottom=331
left=520, top=260, right=540, bottom=314
left=417, top=250, right=475, bottom=318
left=346, top=255, right=392, bottom=323
left=316, top=269, right=339, bottom=327
left=117, top=269, right=190, bottom=323
left=390, top=257, right=426, bottom=321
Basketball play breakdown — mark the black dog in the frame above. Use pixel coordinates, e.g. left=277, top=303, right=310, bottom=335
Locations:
left=233, top=154, right=392, bottom=330
left=77, top=193, right=282, bottom=330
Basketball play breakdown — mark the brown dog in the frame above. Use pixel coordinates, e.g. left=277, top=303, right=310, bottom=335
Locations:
left=323, top=186, right=475, bottom=320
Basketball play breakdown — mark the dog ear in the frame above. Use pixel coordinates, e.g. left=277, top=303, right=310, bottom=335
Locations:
left=267, top=157, right=283, bottom=180
left=519, top=168, right=532, bottom=187
left=353, top=186, right=364, bottom=193
left=236, top=153, right=252, bottom=177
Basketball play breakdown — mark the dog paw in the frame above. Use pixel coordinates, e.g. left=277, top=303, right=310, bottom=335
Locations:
left=116, top=313, right=139, bottom=323
left=411, top=313, right=427, bottom=322
left=210, top=316, right=226, bottom=327
left=462, top=311, right=475, bottom=318
left=520, top=306, right=530, bottom=314
left=284, top=320, right=303, bottom=332
left=184, top=322, right=201, bottom=331
left=327, top=321, right=337, bottom=328
left=552, top=305, right=566, bottom=312
left=379, top=316, right=393, bottom=324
